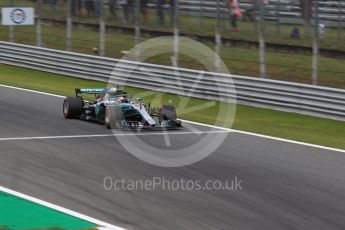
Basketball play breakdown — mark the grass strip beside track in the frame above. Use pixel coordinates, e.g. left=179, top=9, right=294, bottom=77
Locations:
left=0, top=192, right=96, bottom=230
left=0, top=22, right=344, bottom=88
left=0, top=64, right=344, bottom=149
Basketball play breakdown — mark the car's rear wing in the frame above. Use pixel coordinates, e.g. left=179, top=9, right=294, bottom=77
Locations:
left=75, top=88, right=105, bottom=97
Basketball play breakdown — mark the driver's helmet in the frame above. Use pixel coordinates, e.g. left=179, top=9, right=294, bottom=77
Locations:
left=118, top=96, right=129, bottom=103
left=95, top=94, right=104, bottom=102
left=107, top=87, right=118, bottom=96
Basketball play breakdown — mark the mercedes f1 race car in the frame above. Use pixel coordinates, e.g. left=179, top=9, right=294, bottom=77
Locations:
left=63, top=88, right=182, bottom=129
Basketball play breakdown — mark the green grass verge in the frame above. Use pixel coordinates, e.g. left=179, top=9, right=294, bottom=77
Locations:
left=0, top=1, right=345, bottom=88
left=0, top=24, right=344, bottom=88
left=0, top=64, right=344, bottom=149
left=0, top=191, right=96, bottom=230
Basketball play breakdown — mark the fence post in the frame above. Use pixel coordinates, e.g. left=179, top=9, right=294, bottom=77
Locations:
left=215, top=0, right=221, bottom=72
left=303, top=0, right=311, bottom=39
left=8, top=0, right=14, bottom=43
left=36, top=0, right=42, bottom=47
left=99, top=0, right=105, bottom=56
left=173, top=0, right=180, bottom=66
left=312, top=0, right=319, bottom=85
left=66, top=0, right=72, bottom=51
left=259, top=0, right=267, bottom=78
left=134, top=0, right=141, bottom=61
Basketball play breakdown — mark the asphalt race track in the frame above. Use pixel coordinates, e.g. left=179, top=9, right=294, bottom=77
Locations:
left=1, top=85, right=345, bottom=230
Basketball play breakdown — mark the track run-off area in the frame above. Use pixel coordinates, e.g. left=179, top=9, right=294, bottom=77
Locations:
left=0, top=84, right=345, bottom=230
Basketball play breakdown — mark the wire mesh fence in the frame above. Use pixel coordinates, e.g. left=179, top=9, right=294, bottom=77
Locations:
left=0, top=0, right=344, bottom=88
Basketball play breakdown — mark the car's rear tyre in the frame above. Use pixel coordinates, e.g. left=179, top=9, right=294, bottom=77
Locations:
left=105, top=106, right=124, bottom=129
left=159, top=104, right=177, bottom=123
left=63, top=97, right=83, bottom=119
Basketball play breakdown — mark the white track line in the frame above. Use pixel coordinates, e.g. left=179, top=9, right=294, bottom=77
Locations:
left=0, top=130, right=230, bottom=142
left=0, top=186, right=126, bottom=230
left=0, top=84, right=66, bottom=98
left=1, top=84, right=344, bottom=153
left=182, top=120, right=345, bottom=153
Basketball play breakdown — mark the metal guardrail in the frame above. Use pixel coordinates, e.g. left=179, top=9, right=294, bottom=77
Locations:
left=0, top=41, right=344, bottom=121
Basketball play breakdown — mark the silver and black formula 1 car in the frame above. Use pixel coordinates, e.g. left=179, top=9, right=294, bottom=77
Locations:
left=62, top=88, right=182, bottom=129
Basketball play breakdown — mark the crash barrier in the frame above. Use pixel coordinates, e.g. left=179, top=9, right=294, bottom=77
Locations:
left=0, top=41, right=344, bottom=121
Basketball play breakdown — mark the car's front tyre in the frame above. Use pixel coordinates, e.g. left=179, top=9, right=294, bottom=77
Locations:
left=159, top=104, right=177, bottom=122
left=105, top=106, right=124, bottom=129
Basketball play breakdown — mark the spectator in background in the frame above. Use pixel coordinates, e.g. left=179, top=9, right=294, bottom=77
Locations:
left=85, top=0, right=96, bottom=17
left=71, top=0, right=76, bottom=16
left=300, top=0, right=313, bottom=22
left=95, top=0, right=103, bottom=17
left=299, top=0, right=313, bottom=38
left=122, top=0, right=134, bottom=23
left=140, top=0, right=149, bottom=23
left=290, top=27, right=301, bottom=39
left=119, top=0, right=126, bottom=21
left=129, top=0, right=135, bottom=22
left=58, top=0, right=65, bottom=7
left=109, top=0, right=117, bottom=17
left=121, top=0, right=128, bottom=22
left=224, top=0, right=242, bottom=31
left=244, top=0, right=268, bottom=21
left=244, top=0, right=258, bottom=21
left=169, top=0, right=175, bottom=26
left=51, top=0, right=57, bottom=15
left=77, top=0, right=82, bottom=15
left=157, top=0, right=165, bottom=25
